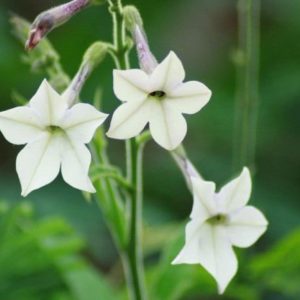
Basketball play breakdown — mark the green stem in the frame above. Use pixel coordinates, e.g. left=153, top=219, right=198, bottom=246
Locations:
left=127, top=142, right=146, bottom=300
left=91, top=136, right=127, bottom=250
left=233, top=0, right=261, bottom=172
left=108, top=1, right=146, bottom=299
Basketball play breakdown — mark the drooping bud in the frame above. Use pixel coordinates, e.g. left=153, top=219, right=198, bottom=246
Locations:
left=26, top=0, right=91, bottom=50
left=83, top=41, right=108, bottom=66
left=123, top=5, right=143, bottom=33
left=123, top=5, right=157, bottom=74
left=63, top=42, right=108, bottom=105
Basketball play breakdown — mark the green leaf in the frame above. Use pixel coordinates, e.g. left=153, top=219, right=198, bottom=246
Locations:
left=64, top=268, right=117, bottom=300
left=249, top=228, right=300, bottom=298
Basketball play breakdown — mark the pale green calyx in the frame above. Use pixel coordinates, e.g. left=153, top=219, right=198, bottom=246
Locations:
left=123, top=5, right=143, bottom=33
left=63, top=42, right=108, bottom=106
left=83, top=42, right=109, bottom=67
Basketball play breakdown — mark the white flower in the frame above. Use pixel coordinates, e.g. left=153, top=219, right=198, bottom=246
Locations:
left=107, top=51, right=211, bottom=150
left=172, top=167, right=268, bottom=294
left=0, top=79, right=108, bottom=196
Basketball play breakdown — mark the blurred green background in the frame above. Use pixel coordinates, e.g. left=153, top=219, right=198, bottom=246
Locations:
left=0, top=0, right=299, bottom=299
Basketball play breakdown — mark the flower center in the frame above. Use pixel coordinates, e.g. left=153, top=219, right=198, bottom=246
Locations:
left=207, top=214, right=228, bottom=225
left=46, top=125, right=63, bottom=134
left=148, top=90, right=166, bottom=100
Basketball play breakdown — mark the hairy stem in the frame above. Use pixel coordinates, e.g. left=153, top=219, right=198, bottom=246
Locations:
left=233, top=0, right=261, bottom=172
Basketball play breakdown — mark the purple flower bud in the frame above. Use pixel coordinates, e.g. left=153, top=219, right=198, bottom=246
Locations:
left=26, top=0, right=90, bottom=50
left=123, top=5, right=158, bottom=74
left=133, top=25, right=158, bottom=74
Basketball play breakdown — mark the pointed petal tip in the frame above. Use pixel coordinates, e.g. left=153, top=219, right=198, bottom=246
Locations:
left=86, top=186, right=96, bottom=194
left=83, top=181, right=96, bottom=194
left=217, top=284, right=226, bottom=295
left=21, top=191, right=28, bottom=198
left=168, top=50, right=177, bottom=58
left=171, top=256, right=179, bottom=265
left=242, top=166, right=250, bottom=175
left=21, top=186, right=33, bottom=197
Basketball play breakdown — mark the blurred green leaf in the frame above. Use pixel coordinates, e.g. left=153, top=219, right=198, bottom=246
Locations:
left=249, top=228, right=300, bottom=298
left=0, top=201, right=119, bottom=300
left=10, top=14, right=70, bottom=92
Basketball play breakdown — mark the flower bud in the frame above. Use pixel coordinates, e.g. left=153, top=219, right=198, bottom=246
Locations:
left=83, top=41, right=108, bottom=67
left=63, top=42, right=108, bottom=105
left=26, top=0, right=90, bottom=50
left=123, top=5, right=143, bottom=34
left=123, top=5, right=157, bottom=74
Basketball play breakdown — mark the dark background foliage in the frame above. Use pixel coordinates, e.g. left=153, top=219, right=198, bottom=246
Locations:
left=0, top=1, right=299, bottom=299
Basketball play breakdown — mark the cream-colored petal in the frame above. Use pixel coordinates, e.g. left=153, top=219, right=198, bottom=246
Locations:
left=61, top=103, right=108, bottom=144
left=226, top=206, right=268, bottom=248
left=172, top=218, right=205, bottom=264
left=113, top=69, right=150, bottom=102
left=190, top=176, right=216, bottom=220
left=166, top=81, right=212, bottom=114
left=150, top=51, right=185, bottom=92
left=0, top=106, right=44, bottom=145
left=172, top=222, right=237, bottom=294
left=29, top=79, right=68, bottom=125
left=218, top=167, right=252, bottom=213
left=60, top=137, right=95, bottom=193
left=149, top=101, right=187, bottom=150
left=16, top=133, right=61, bottom=197
left=107, top=100, right=152, bottom=140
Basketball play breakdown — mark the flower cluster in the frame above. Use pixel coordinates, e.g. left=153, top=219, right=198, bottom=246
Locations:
left=0, top=50, right=211, bottom=193
left=1, top=1, right=268, bottom=296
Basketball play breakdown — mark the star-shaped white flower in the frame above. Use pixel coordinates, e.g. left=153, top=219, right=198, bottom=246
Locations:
left=0, top=80, right=108, bottom=196
left=107, top=51, right=212, bottom=150
left=172, top=167, right=268, bottom=294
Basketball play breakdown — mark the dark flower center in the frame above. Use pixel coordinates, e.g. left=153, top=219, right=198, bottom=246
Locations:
left=207, top=214, right=228, bottom=225
left=149, top=90, right=166, bottom=100
left=46, top=125, right=63, bottom=134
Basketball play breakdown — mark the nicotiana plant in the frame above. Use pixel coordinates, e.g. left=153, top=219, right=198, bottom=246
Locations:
left=1, top=0, right=268, bottom=299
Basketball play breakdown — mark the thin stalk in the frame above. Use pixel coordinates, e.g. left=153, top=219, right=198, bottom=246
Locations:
left=127, top=143, right=146, bottom=300
left=171, top=145, right=202, bottom=192
left=108, top=0, right=146, bottom=299
left=233, top=0, right=261, bottom=172
left=91, top=138, right=127, bottom=250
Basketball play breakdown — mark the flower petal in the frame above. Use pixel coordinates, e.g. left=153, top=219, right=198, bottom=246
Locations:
left=190, top=176, right=216, bottom=220
left=149, top=102, right=187, bottom=150
left=61, top=103, right=108, bottom=144
left=218, top=167, right=252, bottom=213
left=172, top=223, right=237, bottom=294
left=227, top=206, right=268, bottom=248
left=107, top=100, right=152, bottom=140
left=29, top=79, right=68, bottom=125
left=0, top=106, right=44, bottom=145
left=166, top=81, right=212, bottom=114
left=16, top=133, right=61, bottom=196
left=150, top=51, right=185, bottom=92
left=113, top=69, right=150, bottom=102
left=172, top=218, right=205, bottom=264
left=61, top=138, right=95, bottom=193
